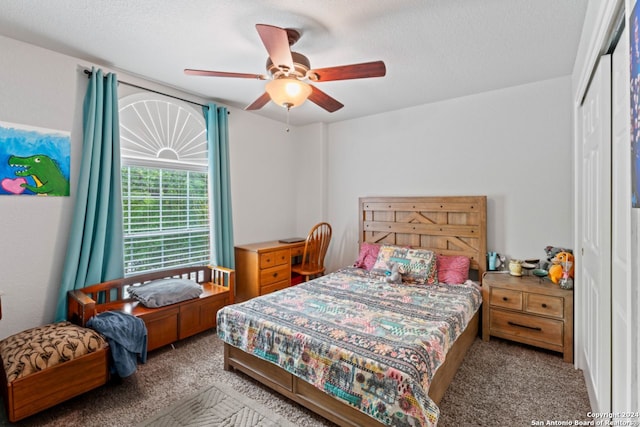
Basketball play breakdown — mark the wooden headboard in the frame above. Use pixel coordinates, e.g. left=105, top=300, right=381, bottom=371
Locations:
left=359, top=196, right=487, bottom=278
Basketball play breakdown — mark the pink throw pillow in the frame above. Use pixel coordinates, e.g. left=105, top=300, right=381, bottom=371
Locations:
left=354, top=243, right=381, bottom=270
left=437, top=255, right=470, bottom=284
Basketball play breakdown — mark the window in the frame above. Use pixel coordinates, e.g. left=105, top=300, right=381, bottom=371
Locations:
left=119, top=93, right=210, bottom=275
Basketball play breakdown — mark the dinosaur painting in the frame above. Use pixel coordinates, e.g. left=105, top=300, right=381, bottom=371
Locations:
left=0, top=121, right=70, bottom=196
left=7, top=154, right=69, bottom=196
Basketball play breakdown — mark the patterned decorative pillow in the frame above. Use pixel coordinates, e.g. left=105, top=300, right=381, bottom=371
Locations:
left=371, top=245, right=437, bottom=284
left=399, top=248, right=438, bottom=285
left=371, top=244, right=410, bottom=275
left=353, top=242, right=381, bottom=270
left=437, top=255, right=471, bottom=284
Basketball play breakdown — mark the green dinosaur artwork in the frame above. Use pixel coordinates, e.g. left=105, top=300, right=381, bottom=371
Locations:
left=1, top=121, right=71, bottom=197
left=8, top=154, right=70, bottom=196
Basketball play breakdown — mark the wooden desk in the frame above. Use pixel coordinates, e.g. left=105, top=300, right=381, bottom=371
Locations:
left=234, top=240, right=305, bottom=302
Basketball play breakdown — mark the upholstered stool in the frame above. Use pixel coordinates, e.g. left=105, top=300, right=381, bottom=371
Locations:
left=0, top=321, right=109, bottom=422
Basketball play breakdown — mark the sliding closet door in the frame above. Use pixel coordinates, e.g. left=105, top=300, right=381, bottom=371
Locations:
left=611, top=26, right=634, bottom=413
left=578, top=55, right=612, bottom=413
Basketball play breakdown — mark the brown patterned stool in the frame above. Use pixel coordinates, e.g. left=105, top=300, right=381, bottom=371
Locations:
left=0, top=321, right=109, bottom=422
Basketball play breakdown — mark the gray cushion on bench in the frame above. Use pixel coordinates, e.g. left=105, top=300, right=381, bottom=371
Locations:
left=128, top=278, right=203, bottom=308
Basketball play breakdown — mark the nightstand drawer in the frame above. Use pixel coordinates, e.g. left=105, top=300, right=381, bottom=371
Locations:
left=490, top=310, right=563, bottom=346
left=490, top=287, right=523, bottom=310
left=525, top=293, right=564, bottom=318
left=260, top=264, right=289, bottom=285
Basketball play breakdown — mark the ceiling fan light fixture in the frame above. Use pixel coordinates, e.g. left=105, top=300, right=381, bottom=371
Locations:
left=187, top=24, right=385, bottom=113
left=265, top=77, right=312, bottom=109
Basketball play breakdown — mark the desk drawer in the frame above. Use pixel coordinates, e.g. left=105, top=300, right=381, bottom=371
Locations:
left=260, top=252, right=276, bottom=268
left=260, top=264, right=289, bottom=285
left=260, top=249, right=291, bottom=268
left=261, top=279, right=290, bottom=296
left=273, top=249, right=290, bottom=266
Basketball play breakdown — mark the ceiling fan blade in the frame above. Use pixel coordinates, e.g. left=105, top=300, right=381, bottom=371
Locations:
left=255, top=24, right=294, bottom=72
left=245, top=92, right=272, bottom=110
left=308, top=60, right=386, bottom=82
left=308, top=85, right=344, bottom=113
left=184, top=69, right=268, bottom=80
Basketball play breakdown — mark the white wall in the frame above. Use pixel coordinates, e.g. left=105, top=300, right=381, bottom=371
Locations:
left=323, top=77, right=574, bottom=272
left=227, top=110, right=301, bottom=245
left=0, top=32, right=576, bottom=341
left=0, top=35, right=298, bottom=338
left=0, top=35, right=83, bottom=339
left=292, top=122, right=328, bottom=235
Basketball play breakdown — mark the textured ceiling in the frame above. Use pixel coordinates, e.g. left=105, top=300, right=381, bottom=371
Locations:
left=0, top=0, right=588, bottom=126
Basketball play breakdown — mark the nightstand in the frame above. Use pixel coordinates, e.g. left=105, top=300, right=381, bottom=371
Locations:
left=482, top=272, right=574, bottom=362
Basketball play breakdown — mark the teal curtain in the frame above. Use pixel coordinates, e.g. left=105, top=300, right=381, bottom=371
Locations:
left=205, top=103, right=235, bottom=269
left=54, top=67, right=124, bottom=321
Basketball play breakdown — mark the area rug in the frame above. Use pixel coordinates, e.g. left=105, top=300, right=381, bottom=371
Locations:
left=137, top=381, right=298, bottom=427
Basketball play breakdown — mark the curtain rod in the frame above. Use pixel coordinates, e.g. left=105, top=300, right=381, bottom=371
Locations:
left=83, top=69, right=229, bottom=113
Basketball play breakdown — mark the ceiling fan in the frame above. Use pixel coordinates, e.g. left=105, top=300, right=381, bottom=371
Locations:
left=185, top=24, right=386, bottom=113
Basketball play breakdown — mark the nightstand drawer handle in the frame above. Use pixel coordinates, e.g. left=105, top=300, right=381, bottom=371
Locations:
left=273, top=273, right=278, bottom=278
left=502, top=297, right=508, bottom=301
left=541, top=303, right=548, bottom=308
left=508, top=321, right=542, bottom=331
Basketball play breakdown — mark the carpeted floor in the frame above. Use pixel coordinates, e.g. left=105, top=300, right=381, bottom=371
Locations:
left=437, top=338, right=592, bottom=426
left=1, top=329, right=592, bottom=426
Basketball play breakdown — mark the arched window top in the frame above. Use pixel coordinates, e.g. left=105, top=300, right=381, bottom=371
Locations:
left=119, top=92, right=207, bottom=170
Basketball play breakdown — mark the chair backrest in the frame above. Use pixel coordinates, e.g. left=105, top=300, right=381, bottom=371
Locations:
left=300, top=222, right=332, bottom=273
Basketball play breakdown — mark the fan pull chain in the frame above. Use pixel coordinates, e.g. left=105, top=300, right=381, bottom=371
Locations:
left=284, top=102, right=292, bottom=132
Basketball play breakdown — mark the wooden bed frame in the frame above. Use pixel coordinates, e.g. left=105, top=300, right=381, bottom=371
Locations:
left=224, top=196, right=487, bottom=426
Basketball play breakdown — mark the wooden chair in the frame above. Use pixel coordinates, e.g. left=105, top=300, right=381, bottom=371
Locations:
left=291, top=222, right=332, bottom=282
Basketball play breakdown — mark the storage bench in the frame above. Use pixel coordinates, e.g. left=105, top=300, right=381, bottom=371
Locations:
left=0, top=321, right=109, bottom=422
left=67, top=265, right=234, bottom=351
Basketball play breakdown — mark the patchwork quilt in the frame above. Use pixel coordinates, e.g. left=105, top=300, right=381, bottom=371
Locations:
left=217, top=267, right=481, bottom=426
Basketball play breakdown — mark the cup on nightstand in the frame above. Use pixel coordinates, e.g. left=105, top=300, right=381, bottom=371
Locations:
left=509, top=259, right=523, bottom=276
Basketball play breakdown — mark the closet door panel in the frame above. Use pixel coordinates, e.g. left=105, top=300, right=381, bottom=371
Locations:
left=612, top=25, right=634, bottom=414
left=578, top=55, right=611, bottom=413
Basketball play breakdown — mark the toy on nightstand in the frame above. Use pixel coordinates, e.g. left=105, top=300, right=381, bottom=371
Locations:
left=385, top=262, right=402, bottom=284
left=542, top=246, right=572, bottom=271
left=548, top=251, right=574, bottom=289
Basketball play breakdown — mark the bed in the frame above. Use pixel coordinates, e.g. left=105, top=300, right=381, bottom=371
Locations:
left=217, top=196, right=487, bottom=426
